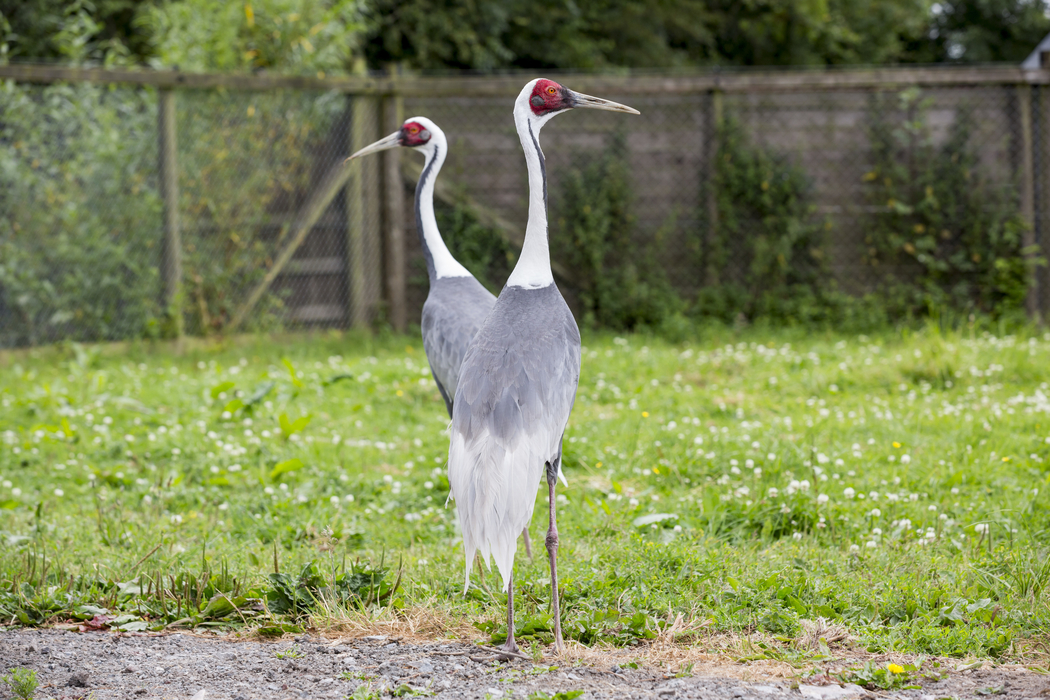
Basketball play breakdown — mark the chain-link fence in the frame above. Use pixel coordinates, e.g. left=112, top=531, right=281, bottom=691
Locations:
left=1, top=65, right=1048, bottom=348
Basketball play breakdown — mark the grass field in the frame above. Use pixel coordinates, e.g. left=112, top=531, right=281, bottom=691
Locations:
left=1, top=326, right=1049, bottom=663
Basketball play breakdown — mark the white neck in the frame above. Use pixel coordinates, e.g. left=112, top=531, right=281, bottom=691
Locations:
left=416, top=133, right=471, bottom=281
left=506, top=105, right=555, bottom=289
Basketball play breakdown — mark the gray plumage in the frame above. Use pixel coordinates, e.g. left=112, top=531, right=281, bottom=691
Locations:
left=422, top=276, right=496, bottom=416
left=449, top=284, right=580, bottom=588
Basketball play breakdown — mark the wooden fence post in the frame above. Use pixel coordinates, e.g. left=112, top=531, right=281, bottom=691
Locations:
left=1018, top=85, right=1040, bottom=323
left=381, top=67, right=407, bottom=333
left=704, top=90, right=723, bottom=287
left=158, top=88, right=184, bottom=341
left=1037, top=83, right=1050, bottom=322
left=347, top=95, right=382, bottom=328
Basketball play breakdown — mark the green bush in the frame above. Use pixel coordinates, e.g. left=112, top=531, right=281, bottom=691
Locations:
left=863, top=87, right=1032, bottom=318
left=0, top=82, right=163, bottom=347
left=555, top=131, right=682, bottom=331
left=697, top=115, right=858, bottom=327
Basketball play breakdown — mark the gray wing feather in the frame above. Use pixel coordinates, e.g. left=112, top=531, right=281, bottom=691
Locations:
left=448, top=284, right=581, bottom=591
left=421, top=276, right=496, bottom=417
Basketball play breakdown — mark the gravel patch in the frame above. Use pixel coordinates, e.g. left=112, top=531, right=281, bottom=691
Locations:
left=0, top=628, right=1046, bottom=700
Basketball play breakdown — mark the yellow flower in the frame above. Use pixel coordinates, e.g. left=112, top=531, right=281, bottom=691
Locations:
left=1002, top=456, right=1010, bottom=462
left=395, top=390, right=404, bottom=397
left=596, top=461, right=602, bottom=468
left=887, top=663, right=904, bottom=674
left=893, top=441, right=901, bottom=448
left=642, top=411, right=649, bottom=418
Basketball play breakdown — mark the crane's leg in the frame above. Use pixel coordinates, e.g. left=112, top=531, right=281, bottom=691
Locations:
left=501, top=575, right=519, bottom=655
left=522, top=527, right=533, bottom=560
left=545, top=460, right=564, bottom=654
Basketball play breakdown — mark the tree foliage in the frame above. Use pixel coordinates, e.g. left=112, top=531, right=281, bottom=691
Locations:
left=138, top=0, right=363, bottom=74
left=4, top=0, right=1050, bottom=73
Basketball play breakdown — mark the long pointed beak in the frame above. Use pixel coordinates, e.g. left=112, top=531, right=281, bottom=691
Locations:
left=345, top=131, right=401, bottom=162
left=569, top=90, right=640, bottom=115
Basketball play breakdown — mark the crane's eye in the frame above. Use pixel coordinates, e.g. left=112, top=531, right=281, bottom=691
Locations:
left=408, top=125, right=419, bottom=134
left=546, top=86, right=557, bottom=95
left=531, top=95, right=544, bottom=107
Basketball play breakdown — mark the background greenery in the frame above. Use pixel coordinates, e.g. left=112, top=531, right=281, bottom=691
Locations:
left=4, top=0, right=1049, bottom=72
left=0, top=0, right=1045, bottom=343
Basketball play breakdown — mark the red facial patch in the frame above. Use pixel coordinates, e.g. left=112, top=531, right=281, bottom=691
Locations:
left=529, top=79, right=570, bottom=116
left=400, top=121, right=431, bottom=147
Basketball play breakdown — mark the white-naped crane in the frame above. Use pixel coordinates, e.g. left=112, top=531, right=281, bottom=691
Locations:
left=348, top=117, right=536, bottom=559
left=448, top=80, right=638, bottom=657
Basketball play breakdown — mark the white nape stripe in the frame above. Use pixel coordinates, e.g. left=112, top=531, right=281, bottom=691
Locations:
left=505, top=91, right=555, bottom=290
left=413, top=121, right=471, bottom=280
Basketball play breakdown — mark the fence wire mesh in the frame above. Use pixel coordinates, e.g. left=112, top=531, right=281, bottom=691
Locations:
left=0, top=69, right=1047, bottom=348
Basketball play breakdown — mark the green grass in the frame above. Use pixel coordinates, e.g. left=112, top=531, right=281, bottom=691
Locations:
left=1, top=326, right=1049, bottom=660
left=2, top=667, right=39, bottom=700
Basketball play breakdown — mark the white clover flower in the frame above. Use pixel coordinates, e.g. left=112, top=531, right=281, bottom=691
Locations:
left=849, top=544, right=860, bottom=553
left=870, top=508, right=881, bottom=517
left=171, top=514, right=183, bottom=524
left=792, top=532, right=803, bottom=540
left=54, top=488, right=64, bottom=497
left=218, top=502, right=229, bottom=511
left=817, top=494, right=829, bottom=505
left=974, top=523, right=988, bottom=533
left=629, top=498, right=640, bottom=506
left=768, top=487, right=779, bottom=497
left=264, top=486, right=274, bottom=495
left=900, top=454, right=911, bottom=464
left=843, top=487, right=856, bottom=499
left=928, top=505, right=938, bottom=512
left=11, top=488, right=21, bottom=496
left=344, top=494, right=355, bottom=502
left=869, top=491, right=879, bottom=500
left=866, top=541, right=877, bottom=548
left=872, top=528, right=882, bottom=536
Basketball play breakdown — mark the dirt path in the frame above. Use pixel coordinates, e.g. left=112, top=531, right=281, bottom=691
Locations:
left=1, top=629, right=1046, bottom=700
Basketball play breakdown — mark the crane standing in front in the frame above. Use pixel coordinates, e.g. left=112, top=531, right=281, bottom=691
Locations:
left=348, top=117, right=534, bottom=559
left=448, top=80, right=638, bottom=656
